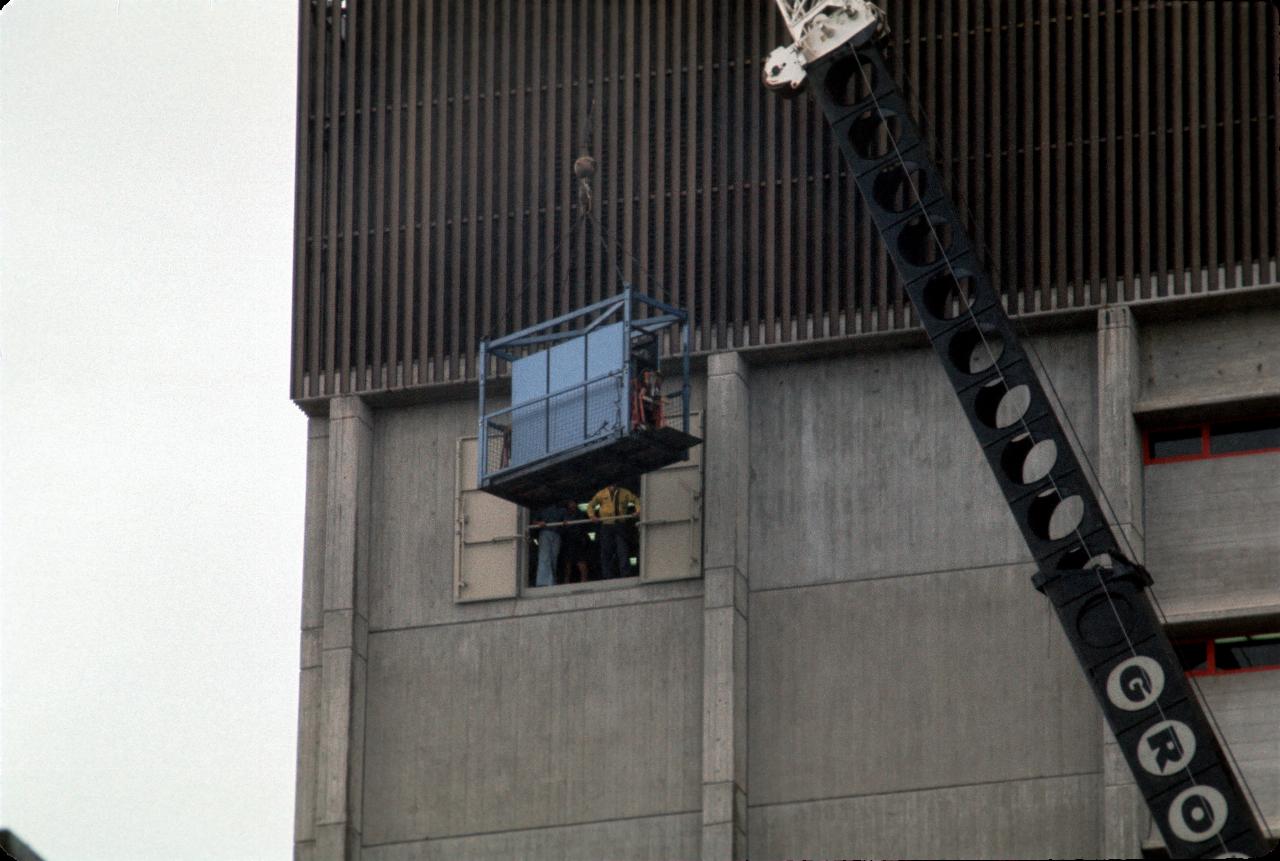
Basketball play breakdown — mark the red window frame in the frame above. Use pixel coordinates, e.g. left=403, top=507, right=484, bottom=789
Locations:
left=1143, top=416, right=1280, bottom=465
left=1174, top=634, right=1280, bottom=677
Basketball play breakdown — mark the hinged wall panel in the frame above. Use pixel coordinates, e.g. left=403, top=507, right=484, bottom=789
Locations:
left=640, top=412, right=702, bottom=583
left=454, top=437, right=519, bottom=602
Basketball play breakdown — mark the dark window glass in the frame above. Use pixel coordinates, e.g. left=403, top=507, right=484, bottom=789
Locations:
left=1148, top=427, right=1202, bottom=459
left=1215, top=635, right=1280, bottom=671
left=1174, top=641, right=1209, bottom=673
left=1208, top=418, right=1280, bottom=455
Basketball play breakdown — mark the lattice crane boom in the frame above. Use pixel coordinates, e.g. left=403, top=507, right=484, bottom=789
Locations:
left=763, top=5, right=1271, bottom=858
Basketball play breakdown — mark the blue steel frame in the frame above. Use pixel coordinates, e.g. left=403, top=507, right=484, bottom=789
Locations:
left=477, top=285, right=692, bottom=486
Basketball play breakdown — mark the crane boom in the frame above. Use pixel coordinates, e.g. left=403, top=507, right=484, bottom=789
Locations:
left=764, top=2, right=1270, bottom=857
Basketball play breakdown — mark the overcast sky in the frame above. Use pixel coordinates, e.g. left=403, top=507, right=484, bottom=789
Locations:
left=1, top=2, right=303, bottom=858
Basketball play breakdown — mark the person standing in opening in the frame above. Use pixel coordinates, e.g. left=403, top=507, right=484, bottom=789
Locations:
left=531, top=500, right=569, bottom=587
left=560, top=500, right=593, bottom=583
left=588, top=482, right=640, bottom=580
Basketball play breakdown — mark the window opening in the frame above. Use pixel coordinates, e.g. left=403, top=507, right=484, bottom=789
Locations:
left=1209, top=418, right=1280, bottom=456
left=1144, top=415, right=1280, bottom=464
left=1172, top=632, right=1280, bottom=677
left=1147, top=426, right=1204, bottom=461
left=1173, top=640, right=1209, bottom=674
left=524, top=478, right=642, bottom=588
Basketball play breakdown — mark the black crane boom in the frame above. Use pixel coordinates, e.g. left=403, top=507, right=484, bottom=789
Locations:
left=768, top=4, right=1270, bottom=857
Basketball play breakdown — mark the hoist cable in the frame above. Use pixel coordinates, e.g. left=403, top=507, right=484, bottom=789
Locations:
left=890, top=59, right=1273, bottom=843
left=849, top=48, right=1237, bottom=855
left=588, top=209, right=671, bottom=304
left=498, top=208, right=588, bottom=340
left=892, top=65, right=1147, bottom=574
left=589, top=210, right=633, bottom=296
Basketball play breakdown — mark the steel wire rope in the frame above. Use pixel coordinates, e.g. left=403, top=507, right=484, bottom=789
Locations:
left=848, top=48, right=1237, bottom=854
left=585, top=207, right=672, bottom=304
left=889, top=55, right=1273, bottom=843
left=496, top=208, right=588, bottom=340
left=496, top=93, right=674, bottom=341
left=970, top=209, right=1276, bottom=846
left=893, top=57, right=1145, bottom=568
left=891, top=50, right=1146, bottom=575
left=589, top=211, right=633, bottom=293
left=497, top=92, right=599, bottom=341
left=941, top=149, right=1276, bottom=843
left=848, top=49, right=1109, bottom=571
left=583, top=204, right=683, bottom=357
left=862, top=42, right=1263, bottom=852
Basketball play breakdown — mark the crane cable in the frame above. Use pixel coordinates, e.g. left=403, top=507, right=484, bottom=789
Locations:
left=887, top=50, right=1273, bottom=845
left=497, top=96, right=673, bottom=345
left=848, top=46, right=1251, bottom=856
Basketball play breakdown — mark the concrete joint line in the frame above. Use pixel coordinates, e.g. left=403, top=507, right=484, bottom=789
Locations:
left=330, top=413, right=372, bottom=429
left=319, top=647, right=367, bottom=665
left=359, top=809, right=704, bottom=848
left=707, top=369, right=748, bottom=385
left=367, top=592, right=704, bottom=636
left=747, top=769, right=1104, bottom=810
left=747, top=559, right=1041, bottom=595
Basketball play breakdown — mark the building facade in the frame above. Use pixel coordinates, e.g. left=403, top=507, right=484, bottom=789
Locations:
left=289, top=1, right=1280, bottom=858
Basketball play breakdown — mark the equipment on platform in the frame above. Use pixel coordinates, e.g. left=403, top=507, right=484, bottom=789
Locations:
left=764, top=0, right=1271, bottom=856
left=477, top=286, right=699, bottom=510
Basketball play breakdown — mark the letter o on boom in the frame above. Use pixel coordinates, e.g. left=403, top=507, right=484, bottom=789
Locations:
left=1106, top=656, right=1164, bottom=711
left=1167, top=785, right=1228, bottom=844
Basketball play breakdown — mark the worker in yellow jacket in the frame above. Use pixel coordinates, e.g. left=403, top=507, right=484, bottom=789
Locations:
left=588, top=483, right=640, bottom=580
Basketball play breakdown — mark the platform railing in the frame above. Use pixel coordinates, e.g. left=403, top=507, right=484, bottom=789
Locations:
left=480, top=369, right=627, bottom=482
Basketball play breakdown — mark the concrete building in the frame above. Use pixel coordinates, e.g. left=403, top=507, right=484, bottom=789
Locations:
left=287, top=1, right=1279, bottom=858
left=0, top=829, right=48, bottom=861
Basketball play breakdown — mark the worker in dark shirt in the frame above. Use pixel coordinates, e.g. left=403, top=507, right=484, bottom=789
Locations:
left=560, top=502, right=593, bottom=583
left=531, top=501, right=569, bottom=587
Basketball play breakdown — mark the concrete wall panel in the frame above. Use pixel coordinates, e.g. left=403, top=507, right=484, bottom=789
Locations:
left=294, top=665, right=321, bottom=843
left=1140, top=309, right=1280, bottom=406
left=1196, top=670, right=1280, bottom=824
left=1144, top=455, right=1280, bottom=616
left=295, top=418, right=329, bottom=849
left=368, top=380, right=707, bottom=632
left=361, top=812, right=700, bottom=861
left=748, top=773, right=1100, bottom=860
left=361, top=599, right=703, bottom=845
left=749, top=334, right=1096, bottom=591
left=302, top=417, right=329, bottom=629
left=368, top=398, right=476, bottom=631
left=748, top=565, right=1100, bottom=805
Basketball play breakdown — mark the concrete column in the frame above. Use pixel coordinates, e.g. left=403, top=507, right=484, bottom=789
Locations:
left=702, top=352, right=750, bottom=861
left=313, top=397, right=373, bottom=861
left=1097, top=306, right=1145, bottom=559
left=1096, top=306, right=1149, bottom=858
left=294, top=417, right=330, bottom=860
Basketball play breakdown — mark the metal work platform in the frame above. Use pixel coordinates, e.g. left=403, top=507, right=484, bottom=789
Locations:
left=478, top=287, right=700, bottom=509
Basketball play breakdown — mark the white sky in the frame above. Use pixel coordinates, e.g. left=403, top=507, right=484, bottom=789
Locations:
left=1, top=2, right=303, bottom=858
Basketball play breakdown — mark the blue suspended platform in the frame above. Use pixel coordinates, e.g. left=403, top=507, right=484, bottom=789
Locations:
left=477, top=287, right=701, bottom=509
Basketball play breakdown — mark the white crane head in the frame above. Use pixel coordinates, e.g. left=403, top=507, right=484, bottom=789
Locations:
left=763, top=0, right=888, bottom=92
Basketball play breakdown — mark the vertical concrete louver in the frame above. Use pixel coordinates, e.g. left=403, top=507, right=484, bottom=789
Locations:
left=291, top=0, right=1280, bottom=405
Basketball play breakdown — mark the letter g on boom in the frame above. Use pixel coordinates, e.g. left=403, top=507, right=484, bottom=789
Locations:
left=1106, top=655, right=1165, bottom=711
